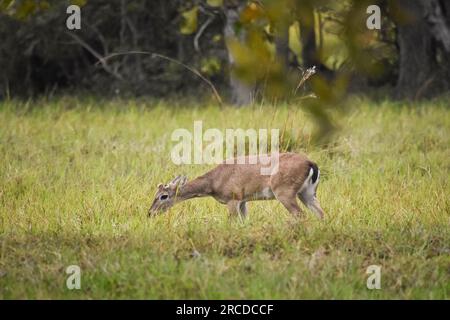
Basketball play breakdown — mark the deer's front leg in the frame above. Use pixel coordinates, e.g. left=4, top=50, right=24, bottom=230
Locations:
left=227, top=200, right=247, bottom=219
left=238, top=201, right=247, bottom=218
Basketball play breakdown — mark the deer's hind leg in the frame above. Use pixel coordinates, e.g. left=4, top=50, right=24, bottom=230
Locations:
left=298, top=190, right=325, bottom=219
left=298, top=179, right=325, bottom=219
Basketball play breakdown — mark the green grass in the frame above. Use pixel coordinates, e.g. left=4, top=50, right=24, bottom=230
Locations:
left=0, top=97, right=449, bottom=299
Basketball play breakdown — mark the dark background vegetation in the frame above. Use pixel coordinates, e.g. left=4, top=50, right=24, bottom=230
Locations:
left=0, top=0, right=449, bottom=104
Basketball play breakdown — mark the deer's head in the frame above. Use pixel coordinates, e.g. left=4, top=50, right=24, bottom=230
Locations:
left=148, top=175, right=187, bottom=216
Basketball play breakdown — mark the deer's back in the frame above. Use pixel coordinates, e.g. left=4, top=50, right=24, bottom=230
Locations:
left=203, top=152, right=314, bottom=202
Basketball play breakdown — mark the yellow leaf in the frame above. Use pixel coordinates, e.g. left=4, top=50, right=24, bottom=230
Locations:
left=200, top=57, right=221, bottom=76
left=240, top=2, right=264, bottom=24
left=206, top=0, right=223, bottom=7
left=180, top=6, right=198, bottom=35
left=71, top=0, right=87, bottom=7
left=39, top=1, right=50, bottom=10
left=15, top=0, right=36, bottom=20
left=0, top=0, right=14, bottom=11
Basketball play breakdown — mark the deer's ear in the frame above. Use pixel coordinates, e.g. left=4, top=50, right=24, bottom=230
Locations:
left=157, top=183, right=163, bottom=189
left=169, top=175, right=181, bottom=187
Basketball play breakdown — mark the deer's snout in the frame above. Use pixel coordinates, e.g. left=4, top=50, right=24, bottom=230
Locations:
left=148, top=206, right=160, bottom=217
left=148, top=204, right=158, bottom=217
left=148, top=204, right=167, bottom=217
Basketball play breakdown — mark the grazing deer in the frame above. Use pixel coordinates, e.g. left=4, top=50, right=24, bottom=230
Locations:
left=149, top=152, right=325, bottom=219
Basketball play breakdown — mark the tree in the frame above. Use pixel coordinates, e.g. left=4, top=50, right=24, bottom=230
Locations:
left=394, top=1, right=436, bottom=98
left=223, top=1, right=254, bottom=105
left=392, top=0, right=450, bottom=98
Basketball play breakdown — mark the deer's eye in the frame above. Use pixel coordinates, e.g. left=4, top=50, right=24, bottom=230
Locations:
left=160, top=194, right=169, bottom=201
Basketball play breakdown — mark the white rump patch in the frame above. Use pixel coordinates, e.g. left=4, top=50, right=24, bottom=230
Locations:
left=298, top=167, right=314, bottom=194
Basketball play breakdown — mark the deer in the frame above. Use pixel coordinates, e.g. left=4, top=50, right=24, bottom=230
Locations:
left=148, top=152, right=325, bottom=219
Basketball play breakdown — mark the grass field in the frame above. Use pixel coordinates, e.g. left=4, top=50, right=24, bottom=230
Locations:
left=0, top=96, right=449, bottom=299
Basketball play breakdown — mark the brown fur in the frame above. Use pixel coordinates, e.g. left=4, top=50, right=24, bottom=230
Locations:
left=149, top=152, right=325, bottom=219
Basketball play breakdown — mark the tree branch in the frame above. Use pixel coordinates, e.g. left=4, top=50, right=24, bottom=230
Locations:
left=194, top=14, right=214, bottom=53
left=65, top=32, right=123, bottom=80
left=97, top=51, right=223, bottom=106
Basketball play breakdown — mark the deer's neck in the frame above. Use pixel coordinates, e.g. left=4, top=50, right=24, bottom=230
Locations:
left=177, top=176, right=212, bottom=201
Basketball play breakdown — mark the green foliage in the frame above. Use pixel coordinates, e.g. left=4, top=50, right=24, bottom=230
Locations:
left=0, top=0, right=50, bottom=19
left=200, top=57, right=221, bottom=76
left=71, top=0, right=87, bottom=6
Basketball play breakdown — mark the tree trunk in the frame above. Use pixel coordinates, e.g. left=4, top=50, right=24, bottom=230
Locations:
left=223, top=5, right=253, bottom=106
left=274, top=22, right=290, bottom=70
left=297, top=4, right=332, bottom=82
left=440, top=0, right=450, bottom=84
left=424, top=0, right=450, bottom=52
left=298, top=3, right=318, bottom=68
left=395, top=0, right=436, bottom=98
